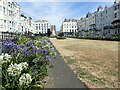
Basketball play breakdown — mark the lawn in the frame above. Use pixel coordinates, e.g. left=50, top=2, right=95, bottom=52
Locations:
left=50, top=38, right=118, bottom=88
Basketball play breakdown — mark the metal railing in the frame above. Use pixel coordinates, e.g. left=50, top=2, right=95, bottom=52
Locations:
left=0, top=32, right=16, bottom=41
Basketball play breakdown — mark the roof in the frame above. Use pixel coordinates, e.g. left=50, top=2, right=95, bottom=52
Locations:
left=80, top=17, right=83, bottom=20
left=35, top=20, right=48, bottom=22
left=98, top=6, right=103, bottom=9
left=64, top=19, right=78, bottom=22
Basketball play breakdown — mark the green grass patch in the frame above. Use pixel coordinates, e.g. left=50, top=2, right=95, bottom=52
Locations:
left=76, top=66, right=106, bottom=85
left=64, top=56, right=76, bottom=65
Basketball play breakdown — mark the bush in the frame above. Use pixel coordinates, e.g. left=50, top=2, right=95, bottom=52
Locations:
left=56, top=36, right=66, bottom=39
left=58, top=33, right=64, bottom=37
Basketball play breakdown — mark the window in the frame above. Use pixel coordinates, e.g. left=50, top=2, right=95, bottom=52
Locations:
left=115, top=13, right=117, bottom=18
left=118, top=5, right=119, bottom=9
left=114, top=6, right=117, bottom=10
left=0, top=5, right=2, bottom=11
left=106, top=10, right=107, bottom=14
left=8, top=2, right=10, bottom=7
left=3, top=7, right=6, bottom=14
left=36, top=26, right=38, bottom=30
left=0, top=19, right=3, bottom=25
left=72, top=30, right=74, bottom=32
left=101, top=13, right=102, bottom=17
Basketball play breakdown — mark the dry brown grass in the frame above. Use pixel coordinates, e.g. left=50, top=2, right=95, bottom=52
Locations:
left=50, top=38, right=119, bottom=88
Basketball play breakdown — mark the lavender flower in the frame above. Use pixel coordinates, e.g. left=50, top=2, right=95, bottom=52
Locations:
left=21, top=50, right=28, bottom=56
left=105, top=34, right=111, bottom=37
left=32, top=70, right=38, bottom=74
left=41, top=49, right=47, bottom=54
left=26, top=41, right=35, bottom=46
left=45, top=55, right=51, bottom=61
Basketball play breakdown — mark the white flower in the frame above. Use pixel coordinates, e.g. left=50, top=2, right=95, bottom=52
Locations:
left=7, top=62, right=29, bottom=76
left=19, top=62, right=28, bottom=70
left=0, top=53, right=12, bottom=64
left=4, top=53, right=12, bottom=60
left=0, top=55, right=4, bottom=61
left=7, top=63, right=23, bottom=76
left=19, top=73, right=32, bottom=85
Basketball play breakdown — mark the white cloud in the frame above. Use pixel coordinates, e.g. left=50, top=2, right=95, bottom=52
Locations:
left=19, top=2, right=77, bottom=30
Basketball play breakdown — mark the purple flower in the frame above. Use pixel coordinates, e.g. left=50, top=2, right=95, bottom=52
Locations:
left=105, top=34, right=111, bottom=37
left=26, top=41, right=35, bottom=46
left=44, top=39, right=50, bottom=42
left=22, top=50, right=28, bottom=55
left=3, top=40, right=15, bottom=46
left=46, top=55, right=51, bottom=61
left=41, top=49, right=47, bottom=54
left=32, top=71, right=38, bottom=74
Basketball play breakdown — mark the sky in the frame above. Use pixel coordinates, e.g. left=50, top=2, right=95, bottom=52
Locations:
left=17, top=1, right=115, bottom=31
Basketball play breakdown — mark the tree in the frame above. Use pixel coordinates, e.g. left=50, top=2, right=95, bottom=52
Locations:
left=47, top=29, right=52, bottom=37
left=58, top=32, right=64, bottom=37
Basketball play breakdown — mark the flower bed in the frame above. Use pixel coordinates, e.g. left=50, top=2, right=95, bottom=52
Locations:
left=0, top=35, right=56, bottom=89
left=76, top=34, right=120, bottom=41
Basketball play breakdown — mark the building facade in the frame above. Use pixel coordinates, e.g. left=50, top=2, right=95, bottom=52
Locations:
left=35, top=20, right=50, bottom=34
left=111, top=0, right=120, bottom=34
left=78, top=17, right=86, bottom=36
left=0, top=0, right=20, bottom=32
left=62, top=19, right=78, bottom=36
left=96, top=5, right=114, bottom=35
left=77, top=0, right=120, bottom=36
left=19, top=14, right=35, bottom=34
left=0, top=0, right=36, bottom=34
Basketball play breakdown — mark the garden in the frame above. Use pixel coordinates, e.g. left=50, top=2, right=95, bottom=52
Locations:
left=0, top=35, right=56, bottom=89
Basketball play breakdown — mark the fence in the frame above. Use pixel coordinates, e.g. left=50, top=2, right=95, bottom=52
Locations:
left=0, top=32, right=16, bottom=41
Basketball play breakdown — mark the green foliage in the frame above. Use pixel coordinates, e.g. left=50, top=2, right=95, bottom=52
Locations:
left=14, top=34, right=29, bottom=44
left=56, top=37, right=66, bottom=39
left=47, top=29, right=52, bottom=37
left=58, top=33, right=64, bottom=37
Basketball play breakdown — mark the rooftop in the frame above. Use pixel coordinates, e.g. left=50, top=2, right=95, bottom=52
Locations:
left=64, top=19, right=78, bottom=22
left=35, top=20, right=48, bottom=22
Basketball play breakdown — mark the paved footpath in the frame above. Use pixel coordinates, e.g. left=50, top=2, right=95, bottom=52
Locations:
left=44, top=47, right=89, bottom=89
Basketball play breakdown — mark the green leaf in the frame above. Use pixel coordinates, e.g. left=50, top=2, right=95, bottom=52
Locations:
left=31, top=85, right=43, bottom=88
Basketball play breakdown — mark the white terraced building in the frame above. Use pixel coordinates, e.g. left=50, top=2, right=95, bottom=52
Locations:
left=111, top=0, right=120, bottom=34
left=96, top=5, right=114, bottom=35
left=78, top=12, right=97, bottom=36
left=0, top=0, right=20, bottom=32
left=35, top=20, right=50, bottom=34
left=62, top=19, right=78, bottom=35
left=0, top=0, right=36, bottom=34
left=78, top=0, right=120, bottom=36
left=19, top=14, right=35, bottom=34
left=78, top=17, right=86, bottom=36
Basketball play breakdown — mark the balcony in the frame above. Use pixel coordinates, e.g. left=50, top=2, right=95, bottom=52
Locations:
left=104, top=25, right=114, bottom=30
left=111, top=19, right=120, bottom=24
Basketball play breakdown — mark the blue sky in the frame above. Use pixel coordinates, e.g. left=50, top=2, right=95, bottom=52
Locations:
left=18, top=1, right=114, bottom=30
